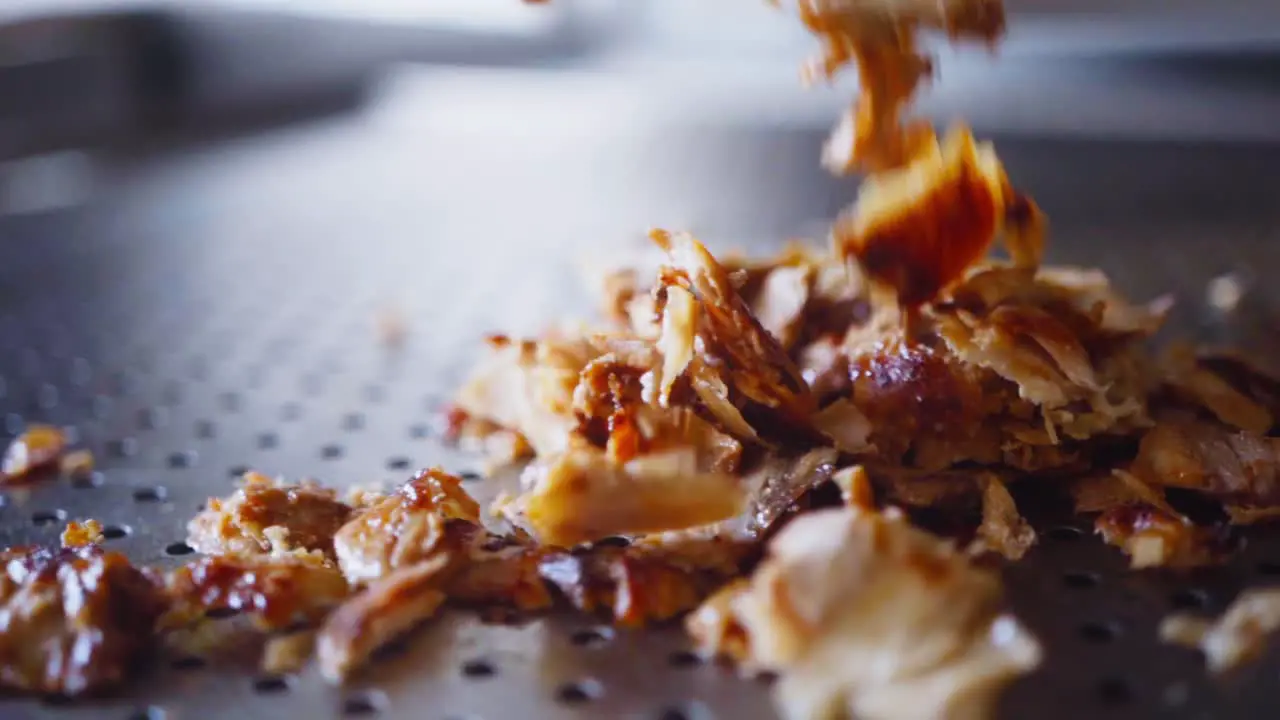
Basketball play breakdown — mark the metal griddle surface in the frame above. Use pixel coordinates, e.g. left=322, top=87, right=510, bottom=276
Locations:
left=3, top=69, right=1280, bottom=720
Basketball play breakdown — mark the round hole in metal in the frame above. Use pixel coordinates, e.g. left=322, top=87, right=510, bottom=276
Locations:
left=408, top=424, right=428, bottom=439
left=1098, top=677, right=1132, bottom=704
left=109, top=437, right=139, bottom=458
left=461, top=659, right=496, bottom=679
left=342, top=691, right=384, bottom=716
left=166, top=542, right=195, bottom=556
left=569, top=627, right=613, bottom=647
left=1170, top=588, right=1211, bottom=610
left=555, top=679, right=603, bottom=705
left=343, top=413, right=365, bottom=431
left=170, top=656, right=206, bottom=672
left=386, top=457, right=411, bottom=471
left=133, top=487, right=167, bottom=503
left=126, top=706, right=165, bottom=720
left=458, top=471, right=481, bottom=482
left=195, top=420, right=216, bottom=439
left=321, top=444, right=344, bottom=460
left=228, top=465, right=249, bottom=479
left=668, top=650, right=702, bottom=668
left=258, top=433, right=279, bottom=450
left=32, top=509, right=67, bottom=526
left=102, top=525, right=130, bottom=540
left=1079, top=621, right=1121, bottom=644
left=252, top=676, right=291, bottom=694
left=168, top=451, right=196, bottom=469
left=71, top=472, right=105, bottom=489
left=1062, top=571, right=1100, bottom=589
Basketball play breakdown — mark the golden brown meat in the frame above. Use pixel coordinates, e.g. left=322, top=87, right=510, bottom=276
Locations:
left=1131, top=420, right=1280, bottom=507
left=1, top=424, right=68, bottom=484
left=317, top=555, right=450, bottom=684
left=834, top=126, right=1042, bottom=310
left=333, top=468, right=481, bottom=585
left=687, top=507, right=1039, bottom=720
left=1095, top=505, right=1223, bottom=570
left=160, top=554, right=349, bottom=630
left=1161, top=589, right=1280, bottom=673
left=0, top=544, right=165, bottom=695
left=188, top=472, right=354, bottom=560
left=776, top=0, right=1005, bottom=174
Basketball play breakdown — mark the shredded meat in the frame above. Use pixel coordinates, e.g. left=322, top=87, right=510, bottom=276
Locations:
left=160, top=554, right=349, bottom=630
left=1, top=424, right=68, bottom=483
left=0, top=544, right=165, bottom=695
left=188, top=472, right=354, bottom=560
left=317, top=555, right=450, bottom=683
left=1161, top=588, right=1280, bottom=672
left=1131, top=421, right=1280, bottom=506
left=834, top=126, right=1042, bottom=309
left=968, top=476, right=1036, bottom=561
left=333, top=468, right=481, bottom=585
left=775, top=0, right=1005, bottom=174
left=687, top=507, right=1039, bottom=720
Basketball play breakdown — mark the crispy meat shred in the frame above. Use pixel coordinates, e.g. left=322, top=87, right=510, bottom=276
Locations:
left=188, top=471, right=354, bottom=560
left=318, top=555, right=450, bottom=683
left=1161, top=588, right=1280, bottom=673
left=0, top=543, right=165, bottom=695
left=687, top=507, right=1040, bottom=720
left=774, top=0, right=1006, bottom=174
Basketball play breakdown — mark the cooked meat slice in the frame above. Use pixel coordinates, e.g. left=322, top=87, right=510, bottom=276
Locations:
left=832, top=465, right=876, bottom=509
left=539, top=545, right=721, bottom=627
left=444, top=534, right=554, bottom=612
left=317, top=555, right=450, bottom=684
left=513, top=444, right=744, bottom=548
left=655, top=230, right=824, bottom=443
left=161, top=554, right=349, bottom=630
left=686, top=507, right=1039, bottom=720
left=968, top=476, right=1036, bottom=561
left=1094, top=505, right=1222, bottom=570
left=1161, top=588, right=1280, bottom=672
left=188, top=472, right=353, bottom=559
left=834, top=126, right=1040, bottom=309
left=1131, top=421, right=1280, bottom=506
left=0, top=544, right=165, bottom=695
left=60, top=520, right=105, bottom=548
left=333, top=468, right=481, bottom=585
left=1162, top=346, right=1273, bottom=434
left=777, top=0, right=1005, bottom=173
left=1, top=424, right=68, bottom=484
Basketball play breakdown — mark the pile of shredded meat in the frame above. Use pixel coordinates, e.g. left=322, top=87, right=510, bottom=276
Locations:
left=3, top=0, right=1280, bottom=717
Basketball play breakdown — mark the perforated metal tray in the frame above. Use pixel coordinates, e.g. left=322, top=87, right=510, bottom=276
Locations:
left=3, top=68, right=1280, bottom=720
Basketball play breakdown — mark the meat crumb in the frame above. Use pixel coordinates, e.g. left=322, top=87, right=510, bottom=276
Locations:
left=1161, top=588, right=1280, bottom=672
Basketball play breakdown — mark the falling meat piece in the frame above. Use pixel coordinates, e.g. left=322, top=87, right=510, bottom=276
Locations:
left=1161, top=588, right=1280, bottom=673
left=833, top=126, right=1041, bottom=310
left=774, top=0, right=1005, bottom=174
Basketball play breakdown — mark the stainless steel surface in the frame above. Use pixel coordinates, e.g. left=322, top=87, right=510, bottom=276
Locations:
left=2, top=68, right=1280, bottom=720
